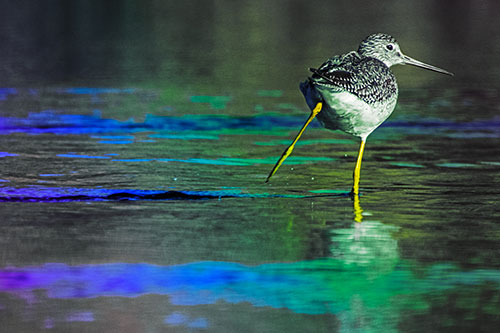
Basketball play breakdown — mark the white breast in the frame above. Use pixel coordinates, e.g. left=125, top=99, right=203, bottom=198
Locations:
left=316, top=90, right=397, bottom=139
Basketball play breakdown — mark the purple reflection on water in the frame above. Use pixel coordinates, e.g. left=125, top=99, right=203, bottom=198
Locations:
left=0, top=185, right=310, bottom=202
left=43, top=318, right=55, bottom=329
left=0, top=152, right=18, bottom=157
left=0, top=110, right=315, bottom=136
left=1, top=108, right=499, bottom=140
left=61, top=88, right=136, bottom=95
left=0, top=261, right=499, bottom=316
left=66, top=311, right=95, bottom=322
left=57, top=154, right=111, bottom=159
left=164, top=312, right=209, bottom=329
left=0, top=262, right=334, bottom=315
left=0, top=88, right=17, bottom=100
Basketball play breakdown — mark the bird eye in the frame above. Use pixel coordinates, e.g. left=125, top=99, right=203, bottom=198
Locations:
left=386, top=44, right=394, bottom=51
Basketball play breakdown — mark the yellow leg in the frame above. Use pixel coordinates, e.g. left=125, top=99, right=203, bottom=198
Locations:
left=353, top=194, right=363, bottom=223
left=351, top=138, right=366, bottom=195
left=265, top=102, right=322, bottom=182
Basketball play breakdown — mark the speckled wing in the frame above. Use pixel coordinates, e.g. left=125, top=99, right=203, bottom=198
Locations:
left=309, top=52, right=398, bottom=105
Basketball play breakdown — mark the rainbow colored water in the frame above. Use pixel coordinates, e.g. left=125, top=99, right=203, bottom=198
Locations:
left=1, top=1, right=500, bottom=331
left=0, top=86, right=499, bottom=332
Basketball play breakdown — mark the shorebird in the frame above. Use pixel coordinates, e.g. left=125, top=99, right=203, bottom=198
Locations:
left=266, top=33, right=453, bottom=195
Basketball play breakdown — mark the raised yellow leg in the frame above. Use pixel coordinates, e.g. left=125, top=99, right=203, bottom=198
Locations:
left=351, top=138, right=366, bottom=195
left=265, top=102, right=322, bottom=182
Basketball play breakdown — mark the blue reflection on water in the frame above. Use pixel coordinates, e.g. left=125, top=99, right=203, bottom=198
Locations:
left=148, top=133, right=219, bottom=140
left=55, top=154, right=336, bottom=166
left=0, top=260, right=498, bottom=315
left=0, top=111, right=315, bottom=135
left=98, top=140, right=134, bottom=144
left=0, top=152, right=19, bottom=157
left=61, top=88, right=136, bottom=95
left=65, top=311, right=94, bottom=322
left=91, top=135, right=135, bottom=139
left=57, top=154, right=111, bottom=159
left=0, top=88, right=18, bottom=100
left=0, top=186, right=316, bottom=202
left=164, top=312, right=209, bottom=328
left=1, top=110, right=499, bottom=139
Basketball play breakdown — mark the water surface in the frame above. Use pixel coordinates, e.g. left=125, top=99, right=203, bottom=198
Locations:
left=1, top=1, right=500, bottom=332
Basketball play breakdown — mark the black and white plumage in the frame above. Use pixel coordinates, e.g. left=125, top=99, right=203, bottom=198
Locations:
left=300, top=33, right=452, bottom=139
left=310, top=54, right=397, bottom=106
left=266, top=33, right=452, bottom=191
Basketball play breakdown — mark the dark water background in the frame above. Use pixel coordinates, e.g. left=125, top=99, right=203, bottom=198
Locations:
left=1, top=1, right=499, bottom=332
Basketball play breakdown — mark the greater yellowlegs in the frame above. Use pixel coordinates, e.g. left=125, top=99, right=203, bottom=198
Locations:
left=266, top=33, right=453, bottom=195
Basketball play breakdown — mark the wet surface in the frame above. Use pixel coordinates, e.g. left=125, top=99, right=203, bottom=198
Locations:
left=1, top=1, right=500, bottom=332
left=1, top=85, right=499, bottom=332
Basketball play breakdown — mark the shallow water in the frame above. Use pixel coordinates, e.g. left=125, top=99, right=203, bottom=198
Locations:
left=1, top=86, right=499, bottom=332
left=1, top=1, right=500, bottom=332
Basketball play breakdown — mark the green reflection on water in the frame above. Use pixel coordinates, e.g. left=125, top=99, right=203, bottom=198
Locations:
left=190, top=95, right=232, bottom=110
left=149, top=133, right=220, bottom=140
left=255, top=138, right=355, bottom=146
left=0, top=1, right=499, bottom=331
left=156, top=156, right=337, bottom=166
left=257, top=90, right=283, bottom=98
left=389, top=162, right=425, bottom=168
left=309, top=189, right=349, bottom=195
left=436, top=163, right=480, bottom=168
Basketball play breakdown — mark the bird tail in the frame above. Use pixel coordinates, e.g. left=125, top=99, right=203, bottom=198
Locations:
left=299, top=78, right=322, bottom=111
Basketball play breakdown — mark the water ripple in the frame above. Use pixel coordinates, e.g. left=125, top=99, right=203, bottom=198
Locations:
left=0, top=186, right=318, bottom=202
left=2, top=111, right=498, bottom=138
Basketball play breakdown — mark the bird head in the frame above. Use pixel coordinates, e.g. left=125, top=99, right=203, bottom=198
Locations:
left=358, top=33, right=453, bottom=75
